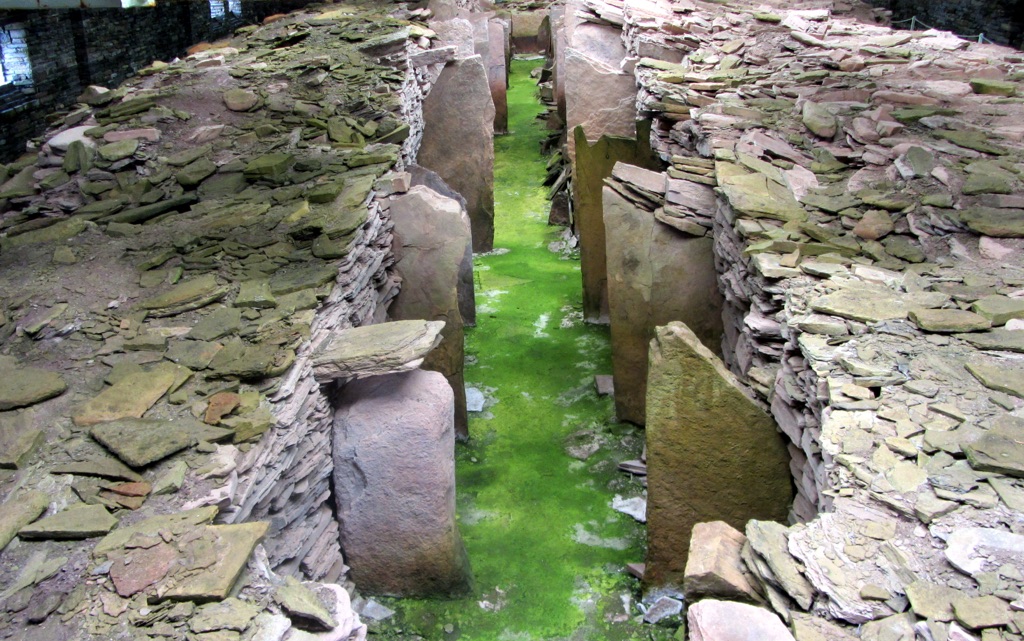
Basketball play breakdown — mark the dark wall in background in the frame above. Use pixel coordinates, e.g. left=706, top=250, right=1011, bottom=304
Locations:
left=0, top=0, right=313, bottom=163
left=868, top=0, right=1024, bottom=49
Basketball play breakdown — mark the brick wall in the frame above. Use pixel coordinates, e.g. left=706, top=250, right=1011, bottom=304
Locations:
left=867, top=0, right=1024, bottom=49
left=0, top=0, right=314, bottom=163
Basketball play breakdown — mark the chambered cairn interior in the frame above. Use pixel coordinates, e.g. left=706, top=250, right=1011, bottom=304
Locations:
left=0, top=0, right=1023, bottom=639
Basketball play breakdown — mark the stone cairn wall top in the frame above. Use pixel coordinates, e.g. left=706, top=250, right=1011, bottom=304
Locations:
left=583, top=0, right=1024, bottom=637
left=0, top=2, right=474, bottom=639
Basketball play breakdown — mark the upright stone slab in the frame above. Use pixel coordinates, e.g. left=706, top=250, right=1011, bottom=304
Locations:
left=564, top=22, right=637, bottom=161
left=644, top=322, right=791, bottom=589
left=511, top=11, right=546, bottom=53
left=603, top=183, right=723, bottom=424
left=389, top=185, right=472, bottom=440
left=420, top=56, right=495, bottom=252
left=575, top=127, right=661, bottom=323
left=487, top=20, right=509, bottom=134
left=333, top=370, right=471, bottom=596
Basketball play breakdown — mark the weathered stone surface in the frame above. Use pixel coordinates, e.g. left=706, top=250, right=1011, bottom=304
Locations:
left=223, top=88, right=259, bottom=111
left=91, top=418, right=197, bottom=468
left=909, top=308, right=992, bottom=333
left=565, top=23, right=636, bottom=159
left=958, top=208, right=1024, bottom=237
left=311, top=320, right=445, bottom=382
left=72, top=362, right=178, bottom=426
left=684, top=521, right=763, bottom=603
left=645, top=322, right=790, bottom=587
left=945, top=527, right=1024, bottom=577
left=605, top=185, right=723, bottom=425
left=487, top=20, right=509, bottom=134
left=575, top=127, right=661, bottom=323
left=419, top=56, right=495, bottom=252
left=274, top=577, right=337, bottom=630
left=0, top=491, right=50, bottom=551
left=333, top=370, right=471, bottom=596
left=953, top=595, right=1010, bottom=629
left=140, top=274, right=229, bottom=317
left=0, top=362, right=66, bottom=411
left=971, top=294, right=1024, bottom=326
left=161, top=522, right=269, bottom=601
left=688, top=600, right=795, bottom=641
left=963, top=415, right=1024, bottom=477
left=802, top=101, right=837, bottom=139
left=19, top=504, right=117, bottom=540
left=966, top=358, right=1024, bottom=398
left=747, top=519, right=815, bottom=611
left=905, top=580, right=960, bottom=621
left=389, top=186, right=471, bottom=440
left=811, top=284, right=947, bottom=323
left=190, top=598, right=261, bottom=633
left=0, top=412, right=44, bottom=470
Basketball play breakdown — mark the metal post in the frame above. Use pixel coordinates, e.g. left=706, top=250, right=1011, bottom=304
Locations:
left=978, top=33, right=984, bottom=44
left=910, top=16, right=916, bottom=30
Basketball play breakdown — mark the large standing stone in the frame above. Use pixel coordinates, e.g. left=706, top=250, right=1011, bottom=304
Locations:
left=419, top=56, right=495, bottom=252
left=575, top=129, right=662, bottom=323
left=645, top=322, right=791, bottom=588
left=333, top=370, right=471, bottom=596
left=565, top=23, right=637, bottom=161
left=604, top=184, right=723, bottom=425
left=389, top=186, right=472, bottom=440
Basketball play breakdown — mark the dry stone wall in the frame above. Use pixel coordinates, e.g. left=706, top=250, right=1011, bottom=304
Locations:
left=565, top=0, right=1024, bottom=637
left=0, top=2, right=478, bottom=638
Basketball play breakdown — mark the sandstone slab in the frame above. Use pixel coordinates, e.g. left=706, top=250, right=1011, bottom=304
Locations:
left=389, top=186, right=471, bottom=440
left=688, top=599, right=795, bottom=641
left=91, top=418, right=197, bottom=468
left=311, top=320, right=445, bottom=382
left=684, top=520, right=763, bottom=603
left=19, top=504, right=117, bottom=540
left=644, top=322, right=790, bottom=587
left=73, top=362, right=178, bottom=426
left=0, top=491, right=50, bottom=551
left=419, top=56, right=495, bottom=252
left=0, top=363, right=66, bottom=411
left=333, top=369, right=471, bottom=596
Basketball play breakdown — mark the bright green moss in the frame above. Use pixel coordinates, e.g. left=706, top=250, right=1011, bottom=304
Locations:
left=376, top=59, right=672, bottom=641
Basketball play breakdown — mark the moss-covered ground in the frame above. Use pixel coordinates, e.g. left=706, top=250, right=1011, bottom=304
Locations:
left=374, top=59, right=673, bottom=641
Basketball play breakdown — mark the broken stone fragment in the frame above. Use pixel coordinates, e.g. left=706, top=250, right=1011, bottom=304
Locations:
left=945, top=527, right=1024, bottom=577
left=94, top=506, right=217, bottom=555
left=274, top=576, right=338, bottom=630
left=18, top=504, right=117, bottom=540
left=684, top=521, right=763, bottom=604
left=0, top=412, right=45, bottom=469
left=746, top=520, right=815, bottom=611
left=0, top=360, right=67, bottom=411
left=969, top=78, right=1017, bottom=96
left=160, top=521, right=270, bottom=602
left=811, top=284, right=947, bottom=323
left=188, top=306, right=243, bottom=341
left=234, top=279, right=277, bottom=309
left=953, top=595, right=1011, bottom=629
left=905, top=580, right=961, bottom=621
left=971, top=295, right=1024, bottom=326
left=243, top=153, right=294, bottom=180
left=311, top=319, right=445, bottom=382
left=965, top=358, right=1024, bottom=399
left=642, top=596, right=682, bottom=624
left=97, top=138, right=139, bottom=162
left=0, top=491, right=50, bottom=551
left=110, top=540, right=178, bottom=597
left=688, top=600, right=795, bottom=641
left=189, top=597, right=261, bottom=633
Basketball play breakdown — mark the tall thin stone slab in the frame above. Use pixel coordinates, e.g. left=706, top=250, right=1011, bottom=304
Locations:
left=487, top=20, right=509, bottom=134
left=333, top=370, right=472, bottom=596
left=603, top=182, right=723, bottom=424
left=419, top=56, right=496, bottom=252
left=644, top=322, right=791, bottom=590
left=389, top=185, right=472, bottom=440
left=575, top=126, right=661, bottom=323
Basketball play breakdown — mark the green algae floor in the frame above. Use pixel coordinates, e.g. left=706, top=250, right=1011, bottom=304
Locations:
left=375, top=59, right=672, bottom=641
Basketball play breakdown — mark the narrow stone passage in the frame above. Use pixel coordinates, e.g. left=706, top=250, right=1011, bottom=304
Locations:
left=378, top=60, right=667, bottom=641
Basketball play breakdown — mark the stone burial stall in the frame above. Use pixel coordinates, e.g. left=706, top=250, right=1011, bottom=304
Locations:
left=547, top=0, right=1024, bottom=638
left=0, top=1, right=492, bottom=639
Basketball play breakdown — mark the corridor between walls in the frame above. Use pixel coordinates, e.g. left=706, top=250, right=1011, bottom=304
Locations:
left=374, top=59, right=673, bottom=641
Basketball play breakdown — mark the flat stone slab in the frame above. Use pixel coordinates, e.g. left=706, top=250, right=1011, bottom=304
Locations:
left=73, top=363, right=178, bottom=426
left=0, top=362, right=66, bottom=411
left=958, top=328, right=1024, bottom=352
left=91, top=418, right=197, bottom=468
left=311, top=319, right=445, bottom=382
left=963, top=415, right=1024, bottom=477
left=0, top=412, right=45, bottom=469
left=95, top=506, right=218, bottom=555
left=965, top=358, right=1024, bottom=398
left=0, top=491, right=50, bottom=551
left=160, top=522, right=269, bottom=602
left=18, top=504, right=117, bottom=540
left=908, top=308, right=991, bottom=333
left=971, top=295, right=1024, bottom=325
left=139, top=274, right=229, bottom=317
left=274, top=577, right=337, bottom=630
left=811, top=285, right=948, bottom=323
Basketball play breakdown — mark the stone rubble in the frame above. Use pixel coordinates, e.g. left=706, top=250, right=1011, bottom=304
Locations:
left=0, top=1, right=492, bottom=638
left=549, top=0, right=1024, bottom=637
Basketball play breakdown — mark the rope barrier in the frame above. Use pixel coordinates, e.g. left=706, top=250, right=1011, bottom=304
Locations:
left=889, top=15, right=1000, bottom=46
